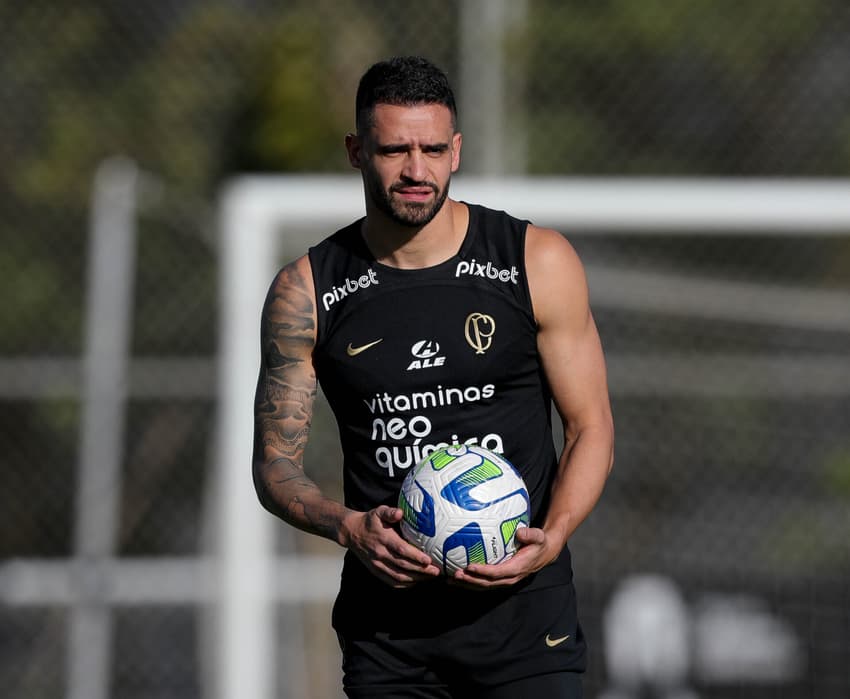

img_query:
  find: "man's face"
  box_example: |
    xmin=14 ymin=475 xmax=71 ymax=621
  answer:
xmin=347 ymin=103 xmax=462 ymax=228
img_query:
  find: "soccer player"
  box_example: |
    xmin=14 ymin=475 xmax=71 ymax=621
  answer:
xmin=253 ymin=55 xmax=614 ymax=698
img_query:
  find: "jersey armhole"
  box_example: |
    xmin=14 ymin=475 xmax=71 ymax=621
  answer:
xmin=306 ymin=247 xmax=326 ymax=351
xmin=518 ymin=222 xmax=539 ymax=327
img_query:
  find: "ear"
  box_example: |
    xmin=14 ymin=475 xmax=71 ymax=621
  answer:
xmin=345 ymin=133 xmax=363 ymax=169
xmin=451 ymin=131 xmax=462 ymax=173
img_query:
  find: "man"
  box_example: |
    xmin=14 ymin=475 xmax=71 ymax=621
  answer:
xmin=253 ymin=56 xmax=614 ymax=698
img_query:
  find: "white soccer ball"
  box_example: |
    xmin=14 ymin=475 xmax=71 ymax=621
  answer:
xmin=398 ymin=444 xmax=530 ymax=575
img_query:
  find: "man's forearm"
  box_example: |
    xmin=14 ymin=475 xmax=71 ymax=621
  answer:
xmin=543 ymin=423 xmax=614 ymax=549
xmin=254 ymin=456 xmax=352 ymax=546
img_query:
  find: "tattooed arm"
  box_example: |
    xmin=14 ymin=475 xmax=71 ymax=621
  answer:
xmin=252 ymin=255 xmax=440 ymax=587
xmin=252 ymin=255 xmax=338 ymax=539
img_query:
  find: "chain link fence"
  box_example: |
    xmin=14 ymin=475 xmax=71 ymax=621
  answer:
xmin=2 ymin=1 xmax=849 ymax=698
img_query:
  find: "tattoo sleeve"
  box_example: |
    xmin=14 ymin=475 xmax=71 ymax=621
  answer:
xmin=252 ymin=262 xmax=341 ymax=539
xmin=256 ymin=264 xmax=315 ymax=455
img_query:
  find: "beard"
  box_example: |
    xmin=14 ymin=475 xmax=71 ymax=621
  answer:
xmin=365 ymin=171 xmax=450 ymax=228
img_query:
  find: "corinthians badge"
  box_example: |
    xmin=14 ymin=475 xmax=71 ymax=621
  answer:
xmin=465 ymin=312 xmax=496 ymax=355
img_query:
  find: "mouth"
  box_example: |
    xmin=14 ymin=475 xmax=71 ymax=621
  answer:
xmin=392 ymin=184 xmax=436 ymax=202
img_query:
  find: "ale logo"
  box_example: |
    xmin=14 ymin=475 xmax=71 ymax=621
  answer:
xmin=407 ymin=340 xmax=445 ymax=371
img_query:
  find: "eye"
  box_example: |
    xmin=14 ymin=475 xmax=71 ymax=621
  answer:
xmin=423 ymin=145 xmax=449 ymax=157
xmin=377 ymin=145 xmax=407 ymax=157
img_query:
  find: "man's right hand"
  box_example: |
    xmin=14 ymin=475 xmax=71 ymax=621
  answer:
xmin=341 ymin=506 xmax=442 ymax=588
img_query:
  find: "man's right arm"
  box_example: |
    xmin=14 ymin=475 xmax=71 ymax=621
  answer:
xmin=252 ymin=255 xmax=440 ymax=586
xmin=251 ymin=255 xmax=345 ymax=540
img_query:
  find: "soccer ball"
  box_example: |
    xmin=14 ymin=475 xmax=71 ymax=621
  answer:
xmin=398 ymin=444 xmax=530 ymax=575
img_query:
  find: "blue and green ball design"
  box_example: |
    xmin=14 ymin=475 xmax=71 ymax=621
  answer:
xmin=398 ymin=444 xmax=531 ymax=574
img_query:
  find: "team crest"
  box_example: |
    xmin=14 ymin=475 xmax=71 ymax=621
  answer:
xmin=465 ymin=313 xmax=496 ymax=355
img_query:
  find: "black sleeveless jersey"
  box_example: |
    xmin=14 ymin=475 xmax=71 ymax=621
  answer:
xmin=309 ymin=203 xmax=574 ymax=612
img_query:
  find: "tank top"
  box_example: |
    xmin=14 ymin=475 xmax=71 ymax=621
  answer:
xmin=308 ymin=202 xmax=573 ymax=615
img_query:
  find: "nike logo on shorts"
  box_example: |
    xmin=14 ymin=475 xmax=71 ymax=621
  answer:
xmin=545 ymin=634 xmax=570 ymax=648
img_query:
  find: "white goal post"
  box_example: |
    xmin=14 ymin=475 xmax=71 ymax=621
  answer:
xmin=213 ymin=175 xmax=850 ymax=699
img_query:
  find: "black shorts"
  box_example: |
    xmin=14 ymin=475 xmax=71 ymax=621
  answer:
xmin=335 ymin=582 xmax=586 ymax=698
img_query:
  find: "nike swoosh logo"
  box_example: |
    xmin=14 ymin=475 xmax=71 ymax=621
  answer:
xmin=346 ymin=339 xmax=383 ymax=356
xmin=545 ymin=634 xmax=570 ymax=648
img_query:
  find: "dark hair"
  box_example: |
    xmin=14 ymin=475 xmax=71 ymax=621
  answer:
xmin=355 ymin=56 xmax=457 ymax=133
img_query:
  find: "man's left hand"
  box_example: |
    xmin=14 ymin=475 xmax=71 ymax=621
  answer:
xmin=449 ymin=526 xmax=556 ymax=589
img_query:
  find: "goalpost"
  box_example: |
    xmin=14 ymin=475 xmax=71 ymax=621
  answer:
xmin=213 ymin=175 xmax=850 ymax=699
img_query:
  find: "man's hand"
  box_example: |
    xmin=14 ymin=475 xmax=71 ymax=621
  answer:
xmin=450 ymin=525 xmax=555 ymax=589
xmin=342 ymin=505 xmax=442 ymax=588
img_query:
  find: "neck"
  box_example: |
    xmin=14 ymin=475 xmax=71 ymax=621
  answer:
xmin=362 ymin=199 xmax=468 ymax=269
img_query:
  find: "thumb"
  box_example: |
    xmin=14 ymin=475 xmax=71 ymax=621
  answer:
xmin=376 ymin=505 xmax=403 ymax=524
xmin=515 ymin=525 xmax=545 ymax=546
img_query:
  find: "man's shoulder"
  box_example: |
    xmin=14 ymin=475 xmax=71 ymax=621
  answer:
xmin=525 ymin=224 xmax=576 ymax=260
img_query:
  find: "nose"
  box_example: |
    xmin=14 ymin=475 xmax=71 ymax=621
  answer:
xmin=402 ymin=150 xmax=427 ymax=182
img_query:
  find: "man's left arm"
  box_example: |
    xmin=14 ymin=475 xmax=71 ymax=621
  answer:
xmin=454 ymin=225 xmax=614 ymax=587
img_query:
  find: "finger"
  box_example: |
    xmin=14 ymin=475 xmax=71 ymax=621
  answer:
xmin=376 ymin=523 xmax=440 ymax=569
xmin=450 ymin=569 xmax=520 ymax=589
xmin=375 ymin=569 xmax=418 ymax=589
xmin=463 ymin=547 xmax=536 ymax=580
xmin=387 ymin=538 xmax=438 ymax=568
xmin=460 ymin=563 xmax=511 ymax=581
xmin=370 ymin=534 xmax=440 ymax=574
xmin=384 ymin=554 xmax=437 ymax=575
xmin=391 ymin=550 xmax=441 ymax=576
xmin=377 ymin=558 xmax=439 ymax=585
xmin=514 ymin=526 xmax=545 ymax=546
xmin=358 ymin=552 xmax=421 ymax=588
